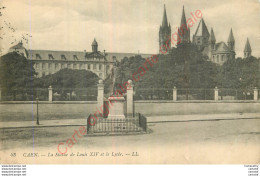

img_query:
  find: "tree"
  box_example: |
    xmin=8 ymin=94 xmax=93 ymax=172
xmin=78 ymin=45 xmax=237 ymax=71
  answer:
xmin=0 ymin=52 xmax=36 ymax=99
xmin=37 ymin=69 xmax=100 ymax=100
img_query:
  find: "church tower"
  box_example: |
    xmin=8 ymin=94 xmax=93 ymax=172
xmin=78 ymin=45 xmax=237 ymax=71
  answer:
xmin=177 ymin=6 xmax=190 ymax=46
xmin=193 ymin=18 xmax=210 ymax=50
xmin=227 ymin=28 xmax=235 ymax=51
xmin=159 ymin=4 xmax=171 ymax=53
xmin=244 ymin=38 xmax=252 ymax=58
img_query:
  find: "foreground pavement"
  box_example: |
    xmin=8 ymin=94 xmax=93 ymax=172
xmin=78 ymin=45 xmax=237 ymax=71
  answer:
xmin=0 ymin=118 xmax=259 ymax=164
xmin=0 ymin=113 xmax=259 ymax=129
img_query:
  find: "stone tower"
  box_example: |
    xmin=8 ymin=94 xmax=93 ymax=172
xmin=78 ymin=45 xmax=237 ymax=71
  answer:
xmin=244 ymin=38 xmax=252 ymax=58
xmin=177 ymin=6 xmax=190 ymax=46
xmin=193 ymin=18 xmax=210 ymax=50
xmin=208 ymin=28 xmax=216 ymax=59
xmin=159 ymin=4 xmax=171 ymax=53
xmin=227 ymin=28 xmax=235 ymax=51
xmin=92 ymin=38 xmax=98 ymax=52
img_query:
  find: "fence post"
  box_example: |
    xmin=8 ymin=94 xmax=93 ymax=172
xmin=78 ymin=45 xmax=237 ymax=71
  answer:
xmin=254 ymin=87 xmax=258 ymax=101
xmin=97 ymin=80 xmax=104 ymax=108
xmin=127 ymin=80 xmax=134 ymax=117
xmin=48 ymin=86 xmax=53 ymax=102
xmin=214 ymin=87 xmax=219 ymax=101
xmin=173 ymin=86 xmax=177 ymax=101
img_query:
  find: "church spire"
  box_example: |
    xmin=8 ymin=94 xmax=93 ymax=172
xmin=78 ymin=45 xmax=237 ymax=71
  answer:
xmin=208 ymin=28 xmax=216 ymax=50
xmin=159 ymin=4 xmax=171 ymax=54
xmin=180 ymin=6 xmax=187 ymax=27
xmin=209 ymin=28 xmax=216 ymax=43
xmin=227 ymin=28 xmax=235 ymax=43
xmin=244 ymin=38 xmax=252 ymax=58
xmin=162 ymin=4 xmax=168 ymax=28
xmin=178 ymin=5 xmax=190 ymax=46
xmin=227 ymin=28 xmax=235 ymax=51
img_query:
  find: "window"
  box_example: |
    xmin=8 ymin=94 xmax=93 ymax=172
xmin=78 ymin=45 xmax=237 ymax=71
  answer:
xmin=99 ymin=64 xmax=102 ymax=70
xmin=93 ymin=64 xmax=96 ymax=70
xmin=55 ymin=63 xmax=58 ymax=69
xmin=221 ymin=55 xmax=224 ymax=61
xmin=88 ymin=64 xmax=91 ymax=70
xmin=73 ymin=55 xmax=78 ymax=60
xmin=35 ymin=63 xmax=39 ymax=69
xmin=61 ymin=64 xmax=65 ymax=69
xmin=68 ymin=64 xmax=71 ymax=69
xmin=42 ymin=63 xmax=46 ymax=69
xmin=217 ymin=55 xmax=219 ymax=62
xmin=73 ymin=64 xmax=77 ymax=69
xmin=48 ymin=54 xmax=54 ymax=60
xmin=36 ymin=54 xmax=41 ymax=60
xmin=80 ymin=64 xmax=84 ymax=69
xmin=61 ymin=55 xmax=66 ymax=60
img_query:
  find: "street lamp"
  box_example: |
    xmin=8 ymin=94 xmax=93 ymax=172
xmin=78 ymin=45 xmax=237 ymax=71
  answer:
xmin=36 ymin=97 xmax=39 ymax=125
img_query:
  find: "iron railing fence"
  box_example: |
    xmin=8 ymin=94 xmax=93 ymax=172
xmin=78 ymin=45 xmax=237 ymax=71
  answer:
xmin=218 ymin=88 xmax=254 ymax=100
xmin=177 ymin=88 xmax=214 ymax=100
xmin=134 ymin=88 xmax=173 ymax=100
xmin=87 ymin=114 xmax=147 ymax=134
xmin=1 ymin=87 xmax=97 ymax=101
xmin=52 ymin=87 xmax=97 ymax=101
xmin=1 ymin=88 xmax=48 ymax=101
xmin=0 ymin=87 xmax=258 ymax=101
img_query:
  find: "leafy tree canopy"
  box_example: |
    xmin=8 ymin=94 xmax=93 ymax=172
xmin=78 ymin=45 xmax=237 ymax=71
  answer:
xmin=0 ymin=52 xmax=36 ymax=91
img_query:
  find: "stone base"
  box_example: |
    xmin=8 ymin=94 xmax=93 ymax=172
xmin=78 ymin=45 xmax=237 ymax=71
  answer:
xmin=107 ymin=114 xmax=125 ymax=119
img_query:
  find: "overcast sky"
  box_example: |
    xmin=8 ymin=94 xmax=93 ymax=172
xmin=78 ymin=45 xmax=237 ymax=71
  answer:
xmin=0 ymin=0 xmax=259 ymax=57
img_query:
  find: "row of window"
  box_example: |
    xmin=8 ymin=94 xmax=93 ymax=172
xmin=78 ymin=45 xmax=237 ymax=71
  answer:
xmin=212 ymin=54 xmax=230 ymax=62
xmin=39 ymin=71 xmax=103 ymax=78
xmin=35 ymin=54 xmax=103 ymax=61
xmin=35 ymin=63 xmax=104 ymax=70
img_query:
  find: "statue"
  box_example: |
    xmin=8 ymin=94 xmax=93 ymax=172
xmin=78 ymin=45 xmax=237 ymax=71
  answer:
xmin=108 ymin=61 xmax=120 ymax=96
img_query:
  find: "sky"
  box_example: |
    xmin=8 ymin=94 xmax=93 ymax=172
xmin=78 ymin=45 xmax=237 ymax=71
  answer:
xmin=0 ymin=0 xmax=259 ymax=57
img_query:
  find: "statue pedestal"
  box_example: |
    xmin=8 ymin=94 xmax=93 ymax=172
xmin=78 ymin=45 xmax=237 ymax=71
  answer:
xmin=107 ymin=96 xmax=125 ymax=119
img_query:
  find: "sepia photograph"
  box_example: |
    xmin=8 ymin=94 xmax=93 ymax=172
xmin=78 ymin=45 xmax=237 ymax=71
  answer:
xmin=0 ymin=0 xmax=259 ymax=166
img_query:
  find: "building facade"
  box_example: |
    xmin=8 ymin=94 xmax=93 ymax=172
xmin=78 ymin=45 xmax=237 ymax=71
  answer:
xmin=8 ymin=39 xmax=152 ymax=79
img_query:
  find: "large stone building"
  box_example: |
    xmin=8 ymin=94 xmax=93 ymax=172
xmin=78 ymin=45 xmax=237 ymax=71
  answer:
xmin=198 ymin=25 xmax=236 ymax=65
xmin=8 ymin=39 xmax=152 ymax=79
xmin=159 ymin=5 xmax=253 ymax=65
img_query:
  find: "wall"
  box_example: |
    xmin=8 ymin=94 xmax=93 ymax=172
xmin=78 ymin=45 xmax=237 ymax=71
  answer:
xmin=0 ymin=100 xmax=259 ymax=122
xmin=134 ymin=100 xmax=260 ymax=116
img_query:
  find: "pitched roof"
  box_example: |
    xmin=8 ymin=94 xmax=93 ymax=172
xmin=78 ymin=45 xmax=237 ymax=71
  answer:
xmin=227 ymin=28 xmax=235 ymax=43
xmin=215 ymin=42 xmax=231 ymax=52
xmin=244 ymin=38 xmax=252 ymax=52
xmin=27 ymin=49 xmax=152 ymax=62
xmin=10 ymin=41 xmax=26 ymax=50
xmin=194 ymin=18 xmax=209 ymax=37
